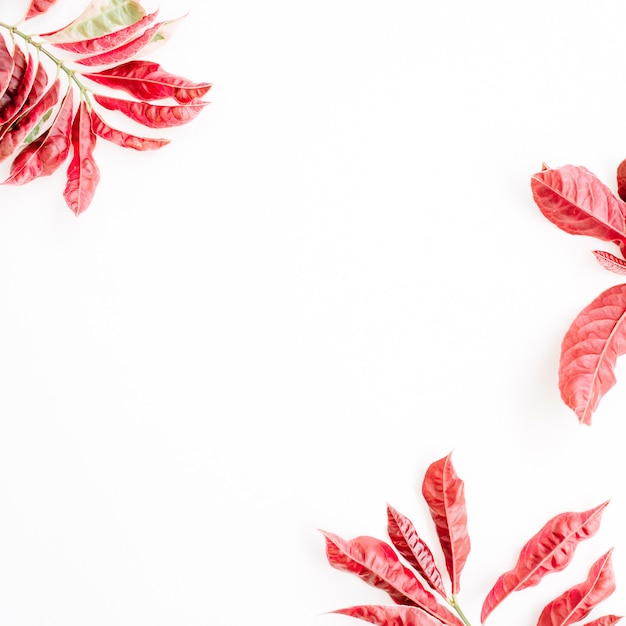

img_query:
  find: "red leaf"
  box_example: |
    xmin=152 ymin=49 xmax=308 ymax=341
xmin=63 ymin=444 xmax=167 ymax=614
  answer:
xmin=321 ymin=531 xmax=463 ymax=626
xmin=421 ymin=453 xmax=470 ymax=596
xmin=93 ymin=94 xmax=208 ymax=128
xmin=0 ymin=36 xmax=15 ymax=100
xmin=0 ymin=46 xmax=28 ymax=124
xmin=531 ymin=165 xmax=626 ymax=257
xmin=387 ymin=504 xmax=447 ymax=599
xmin=332 ymin=605 xmax=444 ymax=626
xmin=85 ymin=60 xmax=212 ymax=104
xmin=480 ymin=501 xmax=608 ymax=622
xmin=4 ymin=87 xmax=73 ymax=185
xmin=592 ymin=251 xmax=626 ymax=275
xmin=0 ymin=77 xmax=60 ymax=163
xmin=90 ymin=109 xmax=169 ymax=150
xmin=559 ymin=283 xmax=626 ymax=425
xmin=583 ymin=617 xmax=622 ymax=626
xmin=617 ymin=159 xmax=626 ymax=202
xmin=50 ymin=11 xmax=158 ymax=55
xmin=24 ymin=0 xmax=58 ymax=20
xmin=537 ymin=550 xmax=615 ymax=626
xmin=63 ymin=101 xmax=100 ymax=215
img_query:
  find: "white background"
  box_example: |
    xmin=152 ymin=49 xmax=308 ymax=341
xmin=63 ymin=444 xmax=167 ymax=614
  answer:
xmin=0 ymin=0 xmax=625 ymax=625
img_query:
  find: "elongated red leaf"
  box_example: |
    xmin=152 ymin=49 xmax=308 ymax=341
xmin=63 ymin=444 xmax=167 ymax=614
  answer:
xmin=421 ymin=453 xmax=470 ymax=596
xmin=333 ymin=605 xmax=444 ymax=626
xmin=531 ymin=165 xmax=626 ymax=257
xmin=85 ymin=60 xmax=212 ymax=104
xmin=4 ymin=88 xmax=73 ymax=185
xmin=583 ymin=617 xmax=622 ymax=626
xmin=617 ymin=159 xmax=626 ymax=203
xmin=0 ymin=36 xmax=15 ymax=100
xmin=93 ymin=93 xmax=208 ymax=128
xmin=559 ymin=283 xmax=626 ymax=425
xmin=50 ymin=11 xmax=158 ymax=54
xmin=0 ymin=46 xmax=28 ymax=124
xmin=593 ymin=251 xmax=626 ymax=275
xmin=321 ymin=531 xmax=463 ymax=626
xmin=90 ymin=109 xmax=168 ymax=150
xmin=63 ymin=101 xmax=100 ymax=215
xmin=387 ymin=504 xmax=447 ymax=599
xmin=24 ymin=0 xmax=59 ymax=20
xmin=537 ymin=550 xmax=615 ymax=626
xmin=480 ymin=501 xmax=608 ymax=623
xmin=0 ymin=77 xmax=60 ymax=163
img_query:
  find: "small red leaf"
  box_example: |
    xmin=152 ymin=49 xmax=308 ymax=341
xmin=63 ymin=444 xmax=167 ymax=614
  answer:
xmin=0 ymin=36 xmax=15 ymax=100
xmin=333 ymin=605 xmax=444 ymax=626
xmin=0 ymin=46 xmax=28 ymax=125
xmin=421 ymin=453 xmax=470 ymax=596
xmin=480 ymin=501 xmax=608 ymax=622
xmin=321 ymin=531 xmax=463 ymax=626
xmin=592 ymin=251 xmax=626 ymax=275
xmin=93 ymin=94 xmax=208 ymax=128
xmin=387 ymin=504 xmax=447 ymax=599
xmin=617 ymin=159 xmax=626 ymax=202
xmin=24 ymin=0 xmax=59 ymax=20
xmin=85 ymin=60 xmax=212 ymax=104
xmin=583 ymin=617 xmax=622 ymax=626
xmin=63 ymin=101 xmax=100 ymax=215
xmin=90 ymin=109 xmax=169 ymax=150
xmin=531 ymin=165 xmax=626 ymax=256
xmin=537 ymin=550 xmax=615 ymax=626
xmin=559 ymin=283 xmax=626 ymax=425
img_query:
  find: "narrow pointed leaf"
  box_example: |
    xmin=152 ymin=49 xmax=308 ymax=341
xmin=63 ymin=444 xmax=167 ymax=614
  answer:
xmin=321 ymin=531 xmax=463 ymax=626
xmin=85 ymin=60 xmax=212 ymax=103
xmin=559 ymin=283 xmax=626 ymax=425
xmin=421 ymin=453 xmax=470 ymax=595
xmin=93 ymin=93 xmax=208 ymax=128
xmin=50 ymin=11 xmax=157 ymax=54
xmin=0 ymin=36 xmax=15 ymax=100
xmin=24 ymin=0 xmax=59 ymax=20
xmin=387 ymin=504 xmax=447 ymax=598
xmin=333 ymin=605 xmax=444 ymax=626
xmin=480 ymin=501 xmax=608 ymax=623
xmin=4 ymin=87 xmax=73 ymax=185
xmin=592 ymin=251 xmax=626 ymax=275
xmin=537 ymin=550 xmax=615 ymax=626
xmin=531 ymin=165 xmax=626 ymax=256
xmin=63 ymin=101 xmax=100 ymax=215
xmin=41 ymin=0 xmax=146 ymax=42
xmin=583 ymin=617 xmax=622 ymax=626
xmin=90 ymin=108 xmax=169 ymax=150
xmin=0 ymin=46 xmax=28 ymax=124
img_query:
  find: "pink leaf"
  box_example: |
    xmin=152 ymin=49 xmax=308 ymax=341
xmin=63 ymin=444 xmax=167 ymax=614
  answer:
xmin=24 ymin=0 xmax=59 ymax=20
xmin=583 ymin=617 xmax=622 ymax=626
xmin=89 ymin=108 xmax=169 ymax=150
xmin=537 ymin=550 xmax=616 ymax=626
xmin=0 ymin=36 xmax=15 ymax=100
xmin=592 ymin=251 xmax=626 ymax=275
xmin=531 ymin=165 xmax=626 ymax=257
xmin=321 ymin=531 xmax=463 ymax=626
xmin=93 ymin=93 xmax=209 ymax=128
xmin=421 ymin=453 xmax=470 ymax=596
xmin=559 ymin=283 xmax=626 ymax=425
xmin=480 ymin=501 xmax=608 ymax=622
xmin=333 ymin=605 xmax=445 ymax=626
xmin=387 ymin=504 xmax=447 ymax=599
xmin=84 ymin=60 xmax=212 ymax=104
xmin=63 ymin=101 xmax=100 ymax=215
xmin=0 ymin=46 xmax=28 ymax=124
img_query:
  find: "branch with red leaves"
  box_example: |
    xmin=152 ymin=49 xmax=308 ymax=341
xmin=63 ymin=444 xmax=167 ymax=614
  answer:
xmin=0 ymin=0 xmax=211 ymax=215
xmin=321 ymin=453 xmax=621 ymax=626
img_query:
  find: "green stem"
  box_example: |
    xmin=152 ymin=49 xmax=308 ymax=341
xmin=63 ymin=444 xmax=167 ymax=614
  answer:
xmin=448 ymin=596 xmax=473 ymax=626
xmin=0 ymin=21 xmax=92 ymax=104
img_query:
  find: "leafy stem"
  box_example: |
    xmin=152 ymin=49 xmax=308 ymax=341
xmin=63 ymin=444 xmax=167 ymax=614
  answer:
xmin=448 ymin=596 xmax=473 ymax=626
xmin=0 ymin=21 xmax=92 ymax=104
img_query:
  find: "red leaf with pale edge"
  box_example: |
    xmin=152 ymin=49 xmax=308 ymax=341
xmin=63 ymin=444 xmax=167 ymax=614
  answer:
xmin=63 ymin=101 xmax=100 ymax=215
xmin=387 ymin=504 xmax=447 ymax=599
xmin=421 ymin=453 xmax=470 ymax=596
xmin=0 ymin=77 xmax=60 ymax=163
xmin=531 ymin=165 xmax=626 ymax=257
xmin=537 ymin=550 xmax=615 ymax=626
xmin=321 ymin=531 xmax=463 ymax=626
xmin=559 ymin=283 xmax=626 ymax=425
xmin=50 ymin=11 xmax=158 ymax=55
xmin=85 ymin=60 xmax=212 ymax=104
xmin=93 ymin=94 xmax=208 ymax=128
xmin=0 ymin=36 xmax=15 ymax=99
xmin=90 ymin=109 xmax=169 ymax=150
xmin=593 ymin=251 xmax=626 ymax=275
xmin=332 ymin=605 xmax=444 ymax=626
xmin=480 ymin=501 xmax=608 ymax=623
xmin=0 ymin=46 xmax=28 ymax=124
xmin=583 ymin=617 xmax=622 ymax=626
xmin=4 ymin=88 xmax=73 ymax=185
xmin=617 ymin=159 xmax=626 ymax=203
xmin=24 ymin=0 xmax=58 ymax=20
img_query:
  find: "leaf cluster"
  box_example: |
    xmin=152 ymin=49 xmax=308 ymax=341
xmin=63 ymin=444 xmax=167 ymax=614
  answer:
xmin=0 ymin=0 xmax=211 ymax=214
xmin=322 ymin=453 xmax=620 ymax=626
